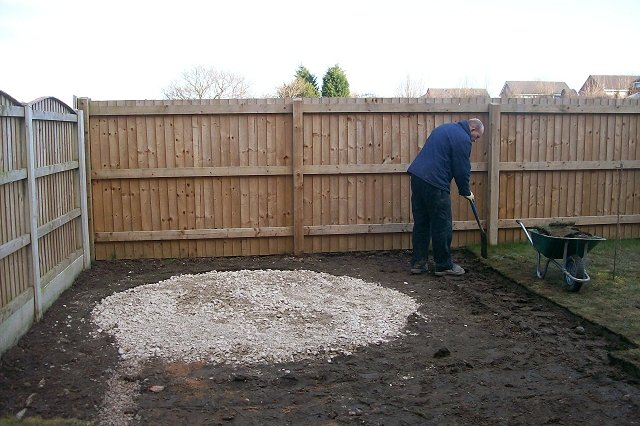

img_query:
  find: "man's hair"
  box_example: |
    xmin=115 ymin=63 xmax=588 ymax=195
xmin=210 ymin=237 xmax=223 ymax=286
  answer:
xmin=468 ymin=118 xmax=484 ymax=133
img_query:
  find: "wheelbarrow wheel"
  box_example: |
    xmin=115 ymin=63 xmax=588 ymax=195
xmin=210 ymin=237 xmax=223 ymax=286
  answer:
xmin=564 ymin=254 xmax=585 ymax=292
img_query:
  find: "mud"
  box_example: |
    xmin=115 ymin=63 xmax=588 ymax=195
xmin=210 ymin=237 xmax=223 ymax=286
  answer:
xmin=1 ymin=250 xmax=639 ymax=425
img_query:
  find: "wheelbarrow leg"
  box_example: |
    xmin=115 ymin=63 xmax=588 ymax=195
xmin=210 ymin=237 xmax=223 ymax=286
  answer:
xmin=536 ymin=252 xmax=552 ymax=279
xmin=562 ymin=240 xmax=590 ymax=292
xmin=564 ymin=255 xmax=586 ymax=292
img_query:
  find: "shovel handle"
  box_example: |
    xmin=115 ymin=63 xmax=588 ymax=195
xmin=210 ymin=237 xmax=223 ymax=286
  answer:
xmin=469 ymin=199 xmax=485 ymax=235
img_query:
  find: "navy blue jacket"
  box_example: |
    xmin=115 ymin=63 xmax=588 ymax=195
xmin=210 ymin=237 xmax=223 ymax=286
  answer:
xmin=407 ymin=121 xmax=472 ymax=196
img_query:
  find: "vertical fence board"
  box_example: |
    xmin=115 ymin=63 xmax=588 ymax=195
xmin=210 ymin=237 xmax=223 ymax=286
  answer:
xmin=630 ymin=115 xmax=639 ymax=238
xmin=337 ymin=114 xmax=347 ymax=251
xmin=276 ymin=114 xmax=288 ymax=254
xmin=147 ymin=114 xmax=162 ymax=258
xmin=202 ymin=115 xmax=214 ymax=255
xmin=151 ymin=115 xmax=167 ymax=258
xmin=237 ymin=113 xmax=248 ymax=255
xmin=347 ymin=113 xmax=357 ymax=251
xmin=110 ymin=117 xmax=124 ymax=258
xmin=390 ymin=113 xmax=401 ymax=249
xmin=130 ymin=116 xmax=144 ymax=258
xmin=530 ymin=113 xmax=541 ymax=220
xmin=560 ymin=109 xmax=570 ymax=219
xmin=506 ymin=106 xmax=517 ymax=243
xmin=629 ymin=116 xmax=640 ymax=238
xmin=551 ymin=111 xmax=561 ymax=219
xmin=364 ymin=113 xmax=375 ymax=251
xmin=122 ymin=116 xmax=134 ymax=259
xmin=354 ymin=113 xmax=365 ymax=252
xmin=228 ymin=111 xmax=240 ymax=255
xmin=373 ymin=113 xmax=385 ymax=250
xmin=574 ymin=113 xmax=584 ymax=217
xmin=303 ymin=111 xmax=314 ymax=252
xmin=113 ymin=112 xmax=127 ymax=257
xmin=185 ymin=115 xmax=197 ymax=257
xmin=582 ymin=105 xmax=593 ymax=219
xmin=515 ymin=109 xmax=524 ymax=238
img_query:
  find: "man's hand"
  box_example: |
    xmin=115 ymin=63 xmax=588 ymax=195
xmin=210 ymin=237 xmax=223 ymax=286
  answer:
xmin=464 ymin=192 xmax=475 ymax=203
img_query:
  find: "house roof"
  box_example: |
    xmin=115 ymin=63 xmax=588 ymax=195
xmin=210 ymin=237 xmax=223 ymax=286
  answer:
xmin=580 ymin=75 xmax=640 ymax=92
xmin=500 ymin=81 xmax=571 ymax=96
xmin=424 ymin=88 xmax=489 ymax=98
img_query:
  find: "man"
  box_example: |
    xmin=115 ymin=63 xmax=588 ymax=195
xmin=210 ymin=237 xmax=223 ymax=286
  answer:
xmin=407 ymin=118 xmax=484 ymax=276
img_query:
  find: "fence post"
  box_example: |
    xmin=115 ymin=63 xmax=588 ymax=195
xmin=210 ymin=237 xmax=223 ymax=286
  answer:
xmin=75 ymin=98 xmax=94 ymax=262
xmin=292 ymin=99 xmax=305 ymax=254
xmin=76 ymin=110 xmax=91 ymax=268
xmin=488 ymin=103 xmax=501 ymax=246
xmin=24 ymin=105 xmax=42 ymax=320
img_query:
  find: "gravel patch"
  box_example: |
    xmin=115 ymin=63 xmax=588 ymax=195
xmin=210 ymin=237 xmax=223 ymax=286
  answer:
xmin=91 ymin=269 xmax=420 ymax=367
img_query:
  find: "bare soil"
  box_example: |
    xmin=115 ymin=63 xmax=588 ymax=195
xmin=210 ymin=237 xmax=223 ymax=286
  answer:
xmin=1 ymin=250 xmax=639 ymax=425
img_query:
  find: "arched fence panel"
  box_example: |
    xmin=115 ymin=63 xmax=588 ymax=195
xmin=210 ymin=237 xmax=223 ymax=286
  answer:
xmin=0 ymin=91 xmax=90 ymax=357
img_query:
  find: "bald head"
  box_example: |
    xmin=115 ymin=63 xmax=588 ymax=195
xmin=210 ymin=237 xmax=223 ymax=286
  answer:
xmin=468 ymin=118 xmax=484 ymax=142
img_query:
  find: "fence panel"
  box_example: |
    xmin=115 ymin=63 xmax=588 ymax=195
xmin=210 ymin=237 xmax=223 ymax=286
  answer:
xmin=0 ymin=91 xmax=89 ymax=357
xmin=88 ymin=99 xmax=294 ymax=258
xmin=497 ymin=97 xmax=640 ymax=240
xmin=81 ymin=97 xmax=640 ymax=260
xmin=0 ymin=92 xmax=30 ymax=314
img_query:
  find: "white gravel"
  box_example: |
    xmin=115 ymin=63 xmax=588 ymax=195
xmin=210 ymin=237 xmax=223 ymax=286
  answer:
xmin=91 ymin=269 xmax=420 ymax=367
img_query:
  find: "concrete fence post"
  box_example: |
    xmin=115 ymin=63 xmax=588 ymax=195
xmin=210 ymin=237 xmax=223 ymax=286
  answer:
xmin=23 ymin=105 xmax=42 ymax=320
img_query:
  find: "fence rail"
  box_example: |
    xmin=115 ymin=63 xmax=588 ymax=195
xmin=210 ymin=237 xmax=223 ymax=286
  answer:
xmin=76 ymin=96 xmax=639 ymax=260
xmin=1 ymin=91 xmax=90 ymax=356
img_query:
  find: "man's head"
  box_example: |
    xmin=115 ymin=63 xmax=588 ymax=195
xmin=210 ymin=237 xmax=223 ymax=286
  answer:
xmin=468 ymin=118 xmax=484 ymax=142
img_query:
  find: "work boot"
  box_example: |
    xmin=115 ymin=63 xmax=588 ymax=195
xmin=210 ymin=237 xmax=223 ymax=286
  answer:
xmin=434 ymin=263 xmax=465 ymax=276
xmin=410 ymin=260 xmax=429 ymax=274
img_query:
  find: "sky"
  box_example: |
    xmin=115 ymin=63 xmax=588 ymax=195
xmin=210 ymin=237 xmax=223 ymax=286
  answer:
xmin=1 ymin=0 xmax=639 ymax=107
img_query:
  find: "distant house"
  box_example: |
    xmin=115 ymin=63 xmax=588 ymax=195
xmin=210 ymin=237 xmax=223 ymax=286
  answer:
xmin=579 ymin=75 xmax=640 ymax=97
xmin=423 ymin=88 xmax=490 ymax=98
xmin=499 ymin=81 xmax=574 ymax=98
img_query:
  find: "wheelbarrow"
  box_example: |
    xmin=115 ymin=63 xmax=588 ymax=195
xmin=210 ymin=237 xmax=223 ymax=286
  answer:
xmin=516 ymin=220 xmax=606 ymax=292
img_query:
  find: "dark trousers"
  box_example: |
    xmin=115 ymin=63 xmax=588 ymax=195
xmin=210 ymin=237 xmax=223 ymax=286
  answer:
xmin=410 ymin=175 xmax=453 ymax=271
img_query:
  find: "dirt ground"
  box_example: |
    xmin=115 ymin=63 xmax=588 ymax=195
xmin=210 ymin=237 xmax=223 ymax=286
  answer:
xmin=1 ymin=250 xmax=639 ymax=425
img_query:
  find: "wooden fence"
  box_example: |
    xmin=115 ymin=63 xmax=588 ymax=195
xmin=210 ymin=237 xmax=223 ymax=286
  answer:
xmin=0 ymin=91 xmax=90 ymax=356
xmin=77 ymin=97 xmax=639 ymax=260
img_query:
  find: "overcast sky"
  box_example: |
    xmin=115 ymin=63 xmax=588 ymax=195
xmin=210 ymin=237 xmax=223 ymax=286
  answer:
xmin=1 ymin=0 xmax=638 ymax=107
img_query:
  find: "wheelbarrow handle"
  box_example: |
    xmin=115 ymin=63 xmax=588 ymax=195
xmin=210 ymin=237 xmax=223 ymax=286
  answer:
xmin=516 ymin=219 xmax=534 ymax=247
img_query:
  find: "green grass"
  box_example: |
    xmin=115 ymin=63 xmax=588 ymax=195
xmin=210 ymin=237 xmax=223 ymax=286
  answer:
xmin=469 ymin=238 xmax=640 ymax=351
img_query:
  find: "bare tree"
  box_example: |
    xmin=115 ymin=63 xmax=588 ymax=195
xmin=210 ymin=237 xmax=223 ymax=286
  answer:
xmin=395 ymin=75 xmax=425 ymax=97
xmin=534 ymin=81 xmax=563 ymax=97
xmin=425 ymin=86 xmax=489 ymax=98
xmin=350 ymin=92 xmax=378 ymax=98
xmin=276 ymin=78 xmax=316 ymax=98
xmin=450 ymin=88 xmax=488 ymax=97
xmin=580 ymin=80 xmax=605 ymax=97
xmin=163 ymin=65 xmax=250 ymax=100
